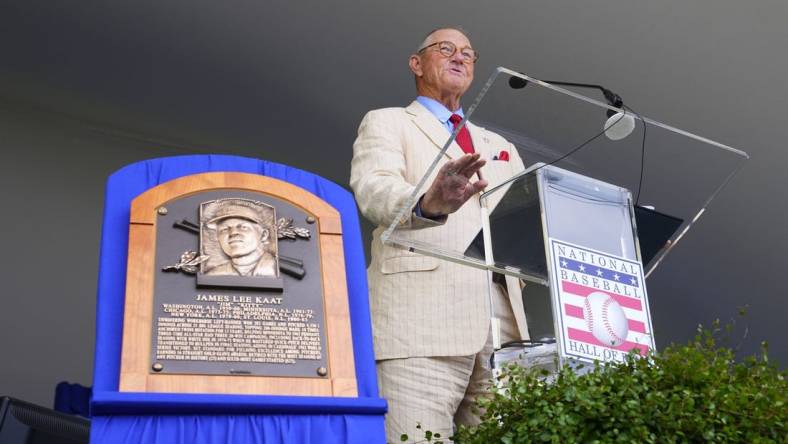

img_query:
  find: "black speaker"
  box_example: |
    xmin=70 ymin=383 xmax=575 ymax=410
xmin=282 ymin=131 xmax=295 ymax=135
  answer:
xmin=0 ymin=397 xmax=89 ymax=444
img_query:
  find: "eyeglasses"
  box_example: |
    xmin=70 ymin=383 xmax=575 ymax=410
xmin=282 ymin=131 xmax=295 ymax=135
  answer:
xmin=418 ymin=41 xmax=479 ymax=63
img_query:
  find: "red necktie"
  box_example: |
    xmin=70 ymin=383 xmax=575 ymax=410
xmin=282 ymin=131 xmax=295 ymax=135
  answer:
xmin=449 ymin=114 xmax=475 ymax=154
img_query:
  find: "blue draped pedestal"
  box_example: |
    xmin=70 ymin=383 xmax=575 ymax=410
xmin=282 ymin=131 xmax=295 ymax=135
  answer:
xmin=91 ymin=155 xmax=386 ymax=443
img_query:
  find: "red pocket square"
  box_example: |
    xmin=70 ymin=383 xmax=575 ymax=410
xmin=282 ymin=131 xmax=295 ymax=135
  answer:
xmin=495 ymin=150 xmax=510 ymax=161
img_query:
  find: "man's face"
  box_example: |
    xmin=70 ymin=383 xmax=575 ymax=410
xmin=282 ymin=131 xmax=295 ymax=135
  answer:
xmin=411 ymin=29 xmax=475 ymax=100
xmin=216 ymin=217 xmax=267 ymax=258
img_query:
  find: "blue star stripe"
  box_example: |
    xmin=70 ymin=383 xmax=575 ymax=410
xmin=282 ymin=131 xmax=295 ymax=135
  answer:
xmin=558 ymin=256 xmax=639 ymax=288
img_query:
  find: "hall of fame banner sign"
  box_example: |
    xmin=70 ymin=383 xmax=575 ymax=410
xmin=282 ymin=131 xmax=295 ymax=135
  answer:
xmin=549 ymin=239 xmax=656 ymax=364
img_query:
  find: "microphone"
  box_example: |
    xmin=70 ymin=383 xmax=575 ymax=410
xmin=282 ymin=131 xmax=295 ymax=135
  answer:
xmin=508 ymin=76 xmax=528 ymax=89
xmin=604 ymin=112 xmax=636 ymax=141
xmin=508 ymin=74 xmax=635 ymax=140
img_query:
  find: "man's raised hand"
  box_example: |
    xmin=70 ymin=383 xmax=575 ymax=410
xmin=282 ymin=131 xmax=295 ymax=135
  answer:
xmin=419 ymin=153 xmax=488 ymax=218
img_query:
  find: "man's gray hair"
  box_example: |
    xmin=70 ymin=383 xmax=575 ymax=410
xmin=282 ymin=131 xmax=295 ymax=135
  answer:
xmin=415 ymin=26 xmax=471 ymax=52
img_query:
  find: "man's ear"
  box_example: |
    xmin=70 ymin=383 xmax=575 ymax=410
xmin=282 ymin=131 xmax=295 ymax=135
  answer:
xmin=409 ymin=54 xmax=423 ymax=77
xmin=260 ymin=228 xmax=270 ymax=243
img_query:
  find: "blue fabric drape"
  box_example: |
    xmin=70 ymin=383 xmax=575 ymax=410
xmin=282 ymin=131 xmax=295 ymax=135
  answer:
xmin=91 ymin=155 xmax=385 ymax=443
xmin=91 ymin=414 xmax=383 ymax=444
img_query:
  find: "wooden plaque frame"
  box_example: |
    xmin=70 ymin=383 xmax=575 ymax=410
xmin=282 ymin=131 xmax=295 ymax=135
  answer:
xmin=118 ymin=172 xmax=357 ymax=397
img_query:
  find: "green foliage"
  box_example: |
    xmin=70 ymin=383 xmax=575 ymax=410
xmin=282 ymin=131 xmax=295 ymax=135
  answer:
xmin=400 ymin=423 xmax=444 ymax=444
xmin=454 ymin=322 xmax=786 ymax=443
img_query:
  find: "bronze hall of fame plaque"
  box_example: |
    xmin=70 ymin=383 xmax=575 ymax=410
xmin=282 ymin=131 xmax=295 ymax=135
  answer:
xmin=119 ymin=173 xmax=357 ymax=397
xmin=154 ymin=193 xmax=326 ymax=378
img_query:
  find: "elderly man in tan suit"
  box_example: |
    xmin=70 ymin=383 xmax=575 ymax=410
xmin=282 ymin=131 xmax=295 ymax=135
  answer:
xmin=350 ymin=28 xmax=529 ymax=442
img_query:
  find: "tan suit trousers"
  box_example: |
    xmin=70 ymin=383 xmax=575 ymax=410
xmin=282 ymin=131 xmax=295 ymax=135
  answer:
xmin=376 ymin=283 xmax=519 ymax=443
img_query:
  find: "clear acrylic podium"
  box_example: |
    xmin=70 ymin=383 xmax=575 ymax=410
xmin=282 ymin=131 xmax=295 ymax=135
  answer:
xmin=381 ymin=67 xmax=748 ymax=370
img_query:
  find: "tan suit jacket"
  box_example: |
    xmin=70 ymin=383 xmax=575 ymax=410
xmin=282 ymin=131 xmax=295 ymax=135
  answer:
xmin=350 ymin=100 xmax=529 ymax=360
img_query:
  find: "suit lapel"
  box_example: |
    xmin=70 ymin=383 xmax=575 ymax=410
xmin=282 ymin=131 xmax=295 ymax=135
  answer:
xmin=406 ymin=101 xmax=466 ymax=160
xmin=467 ymin=121 xmax=512 ymax=213
xmin=465 ymin=121 xmax=489 ymax=157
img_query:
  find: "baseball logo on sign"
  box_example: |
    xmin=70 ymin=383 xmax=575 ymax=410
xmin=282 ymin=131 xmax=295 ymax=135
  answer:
xmin=583 ymin=292 xmax=629 ymax=347
xmin=550 ymin=239 xmax=655 ymax=364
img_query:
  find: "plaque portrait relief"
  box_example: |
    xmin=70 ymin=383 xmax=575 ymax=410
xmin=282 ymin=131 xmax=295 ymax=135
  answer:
xmin=200 ymin=198 xmax=279 ymax=278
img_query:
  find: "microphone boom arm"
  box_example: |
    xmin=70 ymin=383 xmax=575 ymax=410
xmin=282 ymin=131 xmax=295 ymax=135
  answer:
xmin=509 ymin=75 xmax=624 ymax=115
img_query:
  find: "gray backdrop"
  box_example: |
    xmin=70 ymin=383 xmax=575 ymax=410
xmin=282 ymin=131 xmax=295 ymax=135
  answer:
xmin=0 ymin=0 xmax=785 ymax=407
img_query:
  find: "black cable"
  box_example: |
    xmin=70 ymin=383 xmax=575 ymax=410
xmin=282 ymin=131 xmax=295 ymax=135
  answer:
xmin=624 ymin=104 xmax=647 ymax=206
xmin=520 ymin=103 xmax=648 ymax=208
xmin=526 ymin=108 xmax=627 ymax=177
